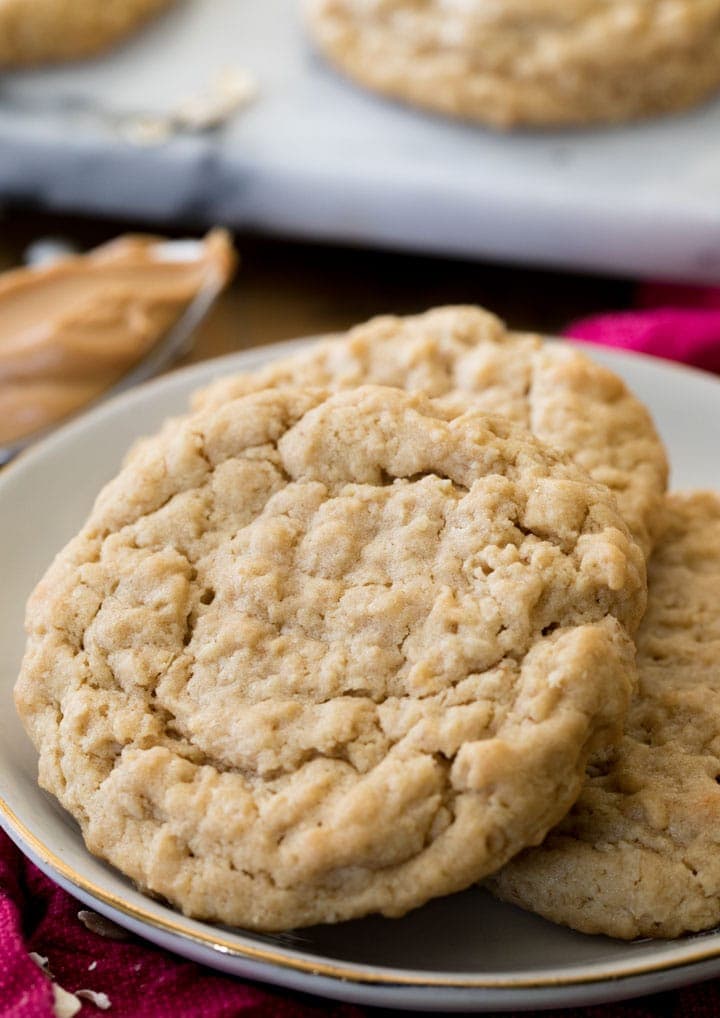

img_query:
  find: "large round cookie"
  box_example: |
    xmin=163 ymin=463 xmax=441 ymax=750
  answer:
xmin=192 ymin=306 xmax=668 ymax=558
xmin=491 ymin=492 xmax=720 ymax=940
xmin=304 ymin=0 xmax=720 ymax=127
xmin=0 ymin=0 xmax=176 ymax=66
xmin=15 ymin=385 xmax=645 ymax=931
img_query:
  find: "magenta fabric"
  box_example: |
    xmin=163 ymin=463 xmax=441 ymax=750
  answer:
xmin=565 ymin=283 xmax=720 ymax=373
xmin=5 ymin=285 xmax=720 ymax=1017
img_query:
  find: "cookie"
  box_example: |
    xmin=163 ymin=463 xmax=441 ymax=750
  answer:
xmin=491 ymin=492 xmax=720 ymax=940
xmin=192 ymin=306 xmax=668 ymax=558
xmin=15 ymin=385 xmax=644 ymax=931
xmin=304 ymin=0 xmax=720 ymax=127
xmin=0 ymin=0 xmax=176 ymax=66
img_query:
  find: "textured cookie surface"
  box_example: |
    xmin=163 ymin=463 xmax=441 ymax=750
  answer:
xmin=0 ymin=0 xmax=176 ymax=66
xmin=15 ymin=385 xmax=644 ymax=931
xmin=491 ymin=492 xmax=720 ymax=940
xmin=304 ymin=0 xmax=720 ymax=127
xmin=193 ymin=306 xmax=667 ymax=557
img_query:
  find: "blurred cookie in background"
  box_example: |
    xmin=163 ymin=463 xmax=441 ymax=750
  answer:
xmin=304 ymin=0 xmax=720 ymax=127
xmin=0 ymin=0 xmax=179 ymax=67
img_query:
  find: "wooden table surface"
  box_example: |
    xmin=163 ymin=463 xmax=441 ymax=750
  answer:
xmin=0 ymin=208 xmax=635 ymax=371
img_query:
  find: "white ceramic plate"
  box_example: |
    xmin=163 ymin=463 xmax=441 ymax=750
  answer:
xmin=1 ymin=0 xmax=720 ymax=282
xmin=2 ymin=338 xmax=720 ymax=1013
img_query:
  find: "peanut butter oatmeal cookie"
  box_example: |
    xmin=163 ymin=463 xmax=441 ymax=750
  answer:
xmin=15 ymin=385 xmax=644 ymax=930
xmin=192 ymin=307 xmax=668 ymax=558
xmin=491 ymin=492 xmax=720 ymax=939
xmin=304 ymin=0 xmax=720 ymax=127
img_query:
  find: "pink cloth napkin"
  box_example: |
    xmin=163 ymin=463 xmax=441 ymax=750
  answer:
xmin=565 ymin=282 xmax=720 ymax=371
xmin=5 ymin=282 xmax=720 ymax=1018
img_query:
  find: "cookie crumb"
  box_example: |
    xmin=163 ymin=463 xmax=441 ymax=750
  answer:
xmin=78 ymin=910 xmax=130 ymax=941
xmin=77 ymin=989 xmax=111 ymax=1010
xmin=175 ymin=68 xmax=257 ymax=131
xmin=30 ymin=954 xmax=78 ymax=1017
xmin=121 ymin=66 xmax=257 ymax=145
xmin=120 ymin=116 xmax=173 ymax=146
xmin=29 ymin=951 xmax=52 ymax=975
xmin=51 ymin=984 xmax=81 ymax=1018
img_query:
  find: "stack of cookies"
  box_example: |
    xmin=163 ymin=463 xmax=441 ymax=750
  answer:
xmin=14 ymin=306 xmax=720 ymax=941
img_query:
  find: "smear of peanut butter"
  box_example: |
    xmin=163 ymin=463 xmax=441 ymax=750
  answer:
xmin=0 ymin=228 xmax=236 ymax=445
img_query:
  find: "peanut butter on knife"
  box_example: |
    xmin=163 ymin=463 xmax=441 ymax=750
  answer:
xmin=0 ymin=229 xmax=236 ymax=445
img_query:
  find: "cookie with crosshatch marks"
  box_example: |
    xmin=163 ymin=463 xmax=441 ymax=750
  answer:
xmin=16 ymin=385 xmax=645 ymax=930
xmin=192 ymin=306 xmax=668 ymax=559
xmin=491 ymin=492 xmax=720 ymax=940
xmin=303 ymin=0 xmax=720 ymax=127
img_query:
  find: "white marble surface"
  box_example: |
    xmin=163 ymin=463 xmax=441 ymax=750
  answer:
xmin=1 ymin=0 xmax=720 ymax=281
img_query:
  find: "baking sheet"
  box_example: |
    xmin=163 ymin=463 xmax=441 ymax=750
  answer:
xmin=1 ymin=0 xmax=720 ymax=281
